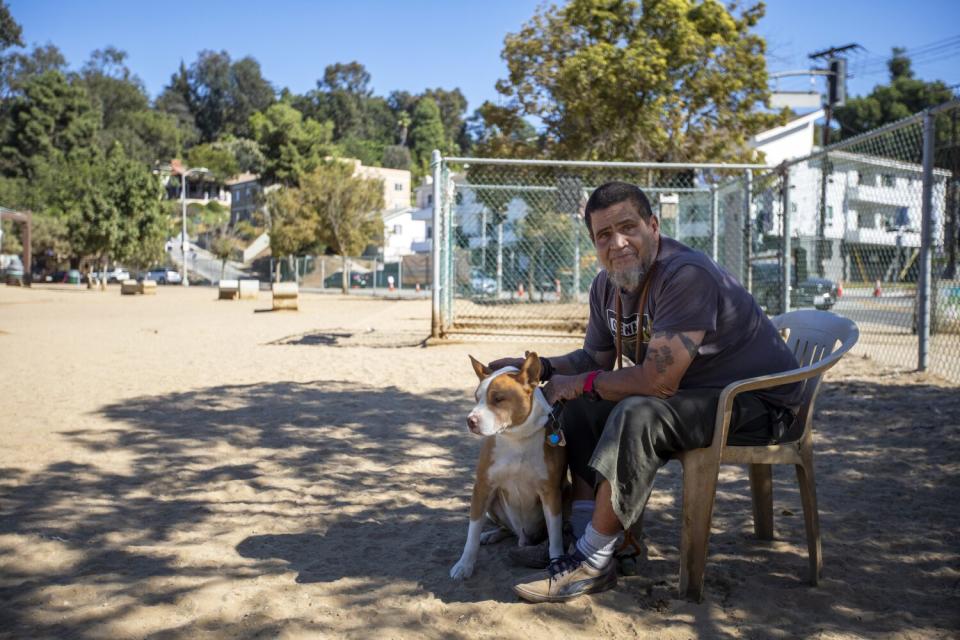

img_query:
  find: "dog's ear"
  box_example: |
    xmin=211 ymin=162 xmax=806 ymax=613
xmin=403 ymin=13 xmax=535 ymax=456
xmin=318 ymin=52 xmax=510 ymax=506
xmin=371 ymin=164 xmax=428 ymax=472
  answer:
xmin=517 ymin=351 xmax=541 ymax=387
xmin=469 ymin=355 xmax=492 ymax=380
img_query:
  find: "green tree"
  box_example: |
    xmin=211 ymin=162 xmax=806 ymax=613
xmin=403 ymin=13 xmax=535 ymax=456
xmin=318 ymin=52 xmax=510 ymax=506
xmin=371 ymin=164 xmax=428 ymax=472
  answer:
xmin=185 ymin=50 xmax=275 ymax=142
xmin=250 ymin=102 xmax=335 ymax=186
xmin=155 ymin=61 xmax=199 ymax=148
xmin=409 ymin=97 xmax=446 ymax=171
xmin=297 ymin=62 xmax=395 ymax=147
xmin=215 ymin=136 xmax=265 ymax=174
xmin=263 ymin=186 xmax=317 ymax=282
xmin=186 ymin=143 xmax=240 ymax=181
xmin=69 ymin=144 xmax=164 ymax=284
xmin=0 ymin=1 xmax=23 ymax=49
xmin=421 ymin=87 xmax=469 ymax=152
xmin=303 ymin=161 xmax=385 ymax=292
xmin=491 ymin=0 xmax=783 ymax=161
xmin=382 ymin=144 xmax=411 ymax=170
xmin=210 ymin=226 xmax=239 ymax=280
xmin=77 ymin=47 xmax=184 ymax=164
xmin=80 ymin=47 xmax=149 ymax=131
xmin=103 ymin=109 xmax=183 ymax=165
xmin=1 ymin=43 xmax=66 ymax=101
xmin=833 ymin=49 xmax=955 ymax=138
xmin=1 ymin=70 xmax=99 ymax=179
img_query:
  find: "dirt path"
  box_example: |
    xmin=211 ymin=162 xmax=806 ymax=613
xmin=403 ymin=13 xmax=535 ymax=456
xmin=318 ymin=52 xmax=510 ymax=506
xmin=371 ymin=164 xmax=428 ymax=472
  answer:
xmin=1 ymin=285 xmax=957 ymax=639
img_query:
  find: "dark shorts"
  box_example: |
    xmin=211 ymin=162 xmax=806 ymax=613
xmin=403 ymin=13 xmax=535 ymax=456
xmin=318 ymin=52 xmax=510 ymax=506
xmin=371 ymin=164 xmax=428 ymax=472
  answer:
xmin=561 ymin=389 xmax=798 ymax=527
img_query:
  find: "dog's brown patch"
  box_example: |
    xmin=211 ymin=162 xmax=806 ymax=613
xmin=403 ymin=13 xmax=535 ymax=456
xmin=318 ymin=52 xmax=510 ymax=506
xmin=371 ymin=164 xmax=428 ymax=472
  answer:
xmin=486 ymin=374 xmax=535 ymax=427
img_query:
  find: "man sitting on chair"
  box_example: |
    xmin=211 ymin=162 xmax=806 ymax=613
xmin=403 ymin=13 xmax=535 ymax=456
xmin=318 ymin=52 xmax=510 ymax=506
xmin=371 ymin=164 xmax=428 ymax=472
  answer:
xmin=488 ymin=181 xmax=803 ymax=603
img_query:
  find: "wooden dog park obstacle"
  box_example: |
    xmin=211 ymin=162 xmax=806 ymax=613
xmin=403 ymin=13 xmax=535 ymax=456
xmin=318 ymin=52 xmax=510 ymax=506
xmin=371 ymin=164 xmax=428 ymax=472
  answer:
xmin=120 ymin=279 xmax=157 ymax=296
xmin=271 ymin=282 xmax=298 ymax=311
xmin=219 ymin=279 xmax=260 ymax=300
xmin=238 ymin=279 xmax=259 ymax=300
xmin=218 ymin=279 xmax=239 ymax=300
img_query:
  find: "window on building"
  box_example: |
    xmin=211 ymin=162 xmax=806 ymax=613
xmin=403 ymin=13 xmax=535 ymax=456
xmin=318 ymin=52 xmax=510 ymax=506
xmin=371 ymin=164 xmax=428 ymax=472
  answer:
xmin=394 ymin=183 xmax=403 ymax=191
xmin=881 ymin=174 xmax=895 ymax=188
xmin=790 ymin=202 xmax=798 ymax=213
xmin=427 ymin=195 xmax=433 ymax=205
xmin=826 ymin=205 xmax=834 ymax=225
xmin=427 ymin=227 xmax=433 ymax=239
xmin=393 ymin=224 xmax=403 ymax=235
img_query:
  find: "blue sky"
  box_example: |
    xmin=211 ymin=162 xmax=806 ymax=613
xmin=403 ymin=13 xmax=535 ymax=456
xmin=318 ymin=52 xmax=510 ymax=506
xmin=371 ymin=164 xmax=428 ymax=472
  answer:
xmin=7 ymin=0 xmax=960 ymax=115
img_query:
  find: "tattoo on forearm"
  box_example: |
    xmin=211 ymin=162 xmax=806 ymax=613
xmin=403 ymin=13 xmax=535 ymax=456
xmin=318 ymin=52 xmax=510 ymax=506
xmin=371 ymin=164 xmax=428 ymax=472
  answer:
xmin=653 ymin=331 xmax=700 ymax=359
xmin=653 ymin=345 xmax=674 ymax=373
xmin=568 ymin=349 xmax=599 ymax=373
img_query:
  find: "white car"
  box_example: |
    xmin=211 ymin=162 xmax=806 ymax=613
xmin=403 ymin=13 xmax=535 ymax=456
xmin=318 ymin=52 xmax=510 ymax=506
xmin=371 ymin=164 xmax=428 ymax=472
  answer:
xmin=94 ymin=267 xmax=131 ymax=283
xmin=146 ymin=268 xmax=182 ymax=285
xmin=470 ymin=268 xmax=497 ymax=295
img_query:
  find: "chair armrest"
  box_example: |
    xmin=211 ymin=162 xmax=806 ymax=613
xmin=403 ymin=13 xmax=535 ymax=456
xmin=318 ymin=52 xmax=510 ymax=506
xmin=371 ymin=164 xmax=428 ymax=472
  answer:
xmin=706 ymin=350 xmax=845 ymax=453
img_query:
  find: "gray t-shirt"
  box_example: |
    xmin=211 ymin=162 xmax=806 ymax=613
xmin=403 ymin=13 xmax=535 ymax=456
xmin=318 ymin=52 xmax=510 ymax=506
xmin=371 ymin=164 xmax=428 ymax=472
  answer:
xmin=584 ymin=236 xmax=801 ymax=409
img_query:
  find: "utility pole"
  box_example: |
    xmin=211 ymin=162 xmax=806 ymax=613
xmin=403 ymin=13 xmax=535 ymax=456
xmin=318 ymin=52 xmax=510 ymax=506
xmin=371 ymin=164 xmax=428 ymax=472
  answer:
xmin=809 ymin=43 xmax=858 ymax=278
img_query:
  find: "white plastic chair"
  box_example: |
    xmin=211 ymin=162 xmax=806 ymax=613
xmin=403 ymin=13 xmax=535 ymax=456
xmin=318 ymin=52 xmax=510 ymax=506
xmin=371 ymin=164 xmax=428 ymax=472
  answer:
xmin=675 ymin=310 xmax=860 ymax=602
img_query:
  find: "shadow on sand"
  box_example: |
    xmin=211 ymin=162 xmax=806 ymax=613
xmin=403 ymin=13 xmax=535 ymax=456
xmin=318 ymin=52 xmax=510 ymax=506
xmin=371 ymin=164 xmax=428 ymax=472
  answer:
xmin=0 ymin=373 xmax=958 ymax=637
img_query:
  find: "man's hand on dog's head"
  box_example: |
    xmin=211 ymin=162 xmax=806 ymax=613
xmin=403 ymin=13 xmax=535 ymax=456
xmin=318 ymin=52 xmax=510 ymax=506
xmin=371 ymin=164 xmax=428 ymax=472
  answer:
xmin=487 ymin=357 xmax=525 ymax=372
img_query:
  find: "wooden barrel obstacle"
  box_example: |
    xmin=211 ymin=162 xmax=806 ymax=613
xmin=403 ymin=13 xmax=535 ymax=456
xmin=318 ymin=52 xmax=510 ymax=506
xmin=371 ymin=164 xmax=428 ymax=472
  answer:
xmin=120 ymin=279 xmax=139 ymax=295
xmin=271 ymin=282 xmax=299 ymax=311
xmin=238 ymin=279 xmax=259 ymax=300
xmin=218 ymin=279 xmax=239 ymax=300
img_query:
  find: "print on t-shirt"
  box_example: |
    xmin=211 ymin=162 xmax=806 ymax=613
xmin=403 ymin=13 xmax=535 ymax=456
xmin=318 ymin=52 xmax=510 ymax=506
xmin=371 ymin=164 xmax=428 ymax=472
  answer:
xmin=605 ymin=309 xmax=651 ymax=342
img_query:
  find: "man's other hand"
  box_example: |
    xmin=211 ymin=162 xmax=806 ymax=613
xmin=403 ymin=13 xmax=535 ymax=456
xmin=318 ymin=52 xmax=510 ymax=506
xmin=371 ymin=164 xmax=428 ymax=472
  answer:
xmin=543 ymin=373 xmax=587 ymax=405
xmin=487 ymin=357 xmax=525 ymax=371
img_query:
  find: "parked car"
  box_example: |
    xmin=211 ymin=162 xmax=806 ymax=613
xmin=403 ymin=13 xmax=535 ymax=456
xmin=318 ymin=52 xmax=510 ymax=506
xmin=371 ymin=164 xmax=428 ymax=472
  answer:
xmin=146 ymin=268 xmax=182 ymax=285
xmin=752 ymin=262 xmax=837 ymax=315
xmin=3 ymin=256 xmax=24 ymax=285
xmin=470 ymin=268 xmax=497 ymax=295
xmin=94 ymin=267 xmax=131 ymax=283
xmin=48 ymin=268 xmax=83 ymax=284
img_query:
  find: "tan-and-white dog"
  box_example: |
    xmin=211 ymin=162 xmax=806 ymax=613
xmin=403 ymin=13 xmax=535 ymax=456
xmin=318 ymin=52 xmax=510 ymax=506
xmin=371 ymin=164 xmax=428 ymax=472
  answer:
xmin=449 ymin=352 xmax=567 ymax=580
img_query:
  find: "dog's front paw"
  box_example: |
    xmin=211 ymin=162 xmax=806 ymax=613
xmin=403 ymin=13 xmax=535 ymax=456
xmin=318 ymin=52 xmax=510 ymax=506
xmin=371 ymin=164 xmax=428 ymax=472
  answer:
xmin=449 ymin=558 xmax=475 ymax=580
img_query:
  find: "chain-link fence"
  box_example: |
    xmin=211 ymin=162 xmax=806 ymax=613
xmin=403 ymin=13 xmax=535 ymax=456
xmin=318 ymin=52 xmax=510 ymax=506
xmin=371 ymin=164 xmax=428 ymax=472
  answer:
xmin=431 ymin=100 xmax=960 ymax=382
xmin=177 ymin=253 xmax=434 ymax=295
xmin=432 ymin=159 xmax=763 ymax=337
xmin=750 ymin=100 xmax=960 ymax=383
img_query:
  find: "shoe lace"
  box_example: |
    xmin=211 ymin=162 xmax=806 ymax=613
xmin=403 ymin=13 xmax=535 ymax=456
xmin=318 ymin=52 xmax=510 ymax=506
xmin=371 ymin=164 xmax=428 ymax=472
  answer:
xmin=547 ymin=551 xmax=586 ymax=578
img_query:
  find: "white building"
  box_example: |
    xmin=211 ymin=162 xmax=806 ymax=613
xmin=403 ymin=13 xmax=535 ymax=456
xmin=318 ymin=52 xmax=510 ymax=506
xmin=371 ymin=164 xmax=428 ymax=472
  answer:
xmin=749 ymin=111 xmax=948 ymax=280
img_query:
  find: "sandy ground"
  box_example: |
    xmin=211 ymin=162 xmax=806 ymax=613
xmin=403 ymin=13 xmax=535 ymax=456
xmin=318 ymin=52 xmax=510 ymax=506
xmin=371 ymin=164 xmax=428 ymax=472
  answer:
xmin=0 ymin=284 xmax=958 ymax=639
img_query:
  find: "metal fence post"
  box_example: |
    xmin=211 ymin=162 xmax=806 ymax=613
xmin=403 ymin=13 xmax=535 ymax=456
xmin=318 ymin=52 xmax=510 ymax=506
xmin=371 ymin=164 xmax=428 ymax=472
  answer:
xmin=430 ymin=150 xmax=442 ymax=338
xmin=781 ymin=165 xmax=792 ymax=313
xmin=744 ymin=169 xmax=754 ymax=292
xmin=918 ymin=109 xmax=935 ymax=371
xmin=710 ymin=184 xmax=719 ymax=262
xmin=496 ymin=222 xmax=503 ymax=296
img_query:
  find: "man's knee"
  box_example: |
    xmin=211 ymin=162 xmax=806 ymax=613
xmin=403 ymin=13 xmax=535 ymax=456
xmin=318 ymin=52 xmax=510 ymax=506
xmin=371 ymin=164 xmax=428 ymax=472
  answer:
xmin=608 ymin=396 xmax=667 ymax=443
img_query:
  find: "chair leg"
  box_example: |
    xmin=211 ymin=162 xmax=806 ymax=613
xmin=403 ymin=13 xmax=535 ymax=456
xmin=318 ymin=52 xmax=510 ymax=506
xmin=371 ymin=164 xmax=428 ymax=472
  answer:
xmin=748 ymin=464 xmax=774 ymax=540
xmin=795 ymin=455 xmax=822 ymax=585
xmin=678 ymin=450 xmax=720 ymax=603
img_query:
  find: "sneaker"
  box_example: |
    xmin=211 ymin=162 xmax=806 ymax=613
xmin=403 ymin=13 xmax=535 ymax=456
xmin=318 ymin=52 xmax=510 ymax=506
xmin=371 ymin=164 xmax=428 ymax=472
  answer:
xmin=512 ymin=552 xmax=617 ymax=603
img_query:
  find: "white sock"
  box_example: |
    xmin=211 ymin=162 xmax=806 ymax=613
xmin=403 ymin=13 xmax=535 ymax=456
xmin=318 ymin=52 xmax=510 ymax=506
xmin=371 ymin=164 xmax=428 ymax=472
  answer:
xmin=570 ymin=500 xmax=595 ymax=538
xmin=575 ymin=522 xmax=621 ymax=570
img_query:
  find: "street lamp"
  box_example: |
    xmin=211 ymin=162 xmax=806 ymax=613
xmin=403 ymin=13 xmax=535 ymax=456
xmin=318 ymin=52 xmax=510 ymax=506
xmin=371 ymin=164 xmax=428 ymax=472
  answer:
xmin=180 ymin=166 xmax=210 ymax=286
